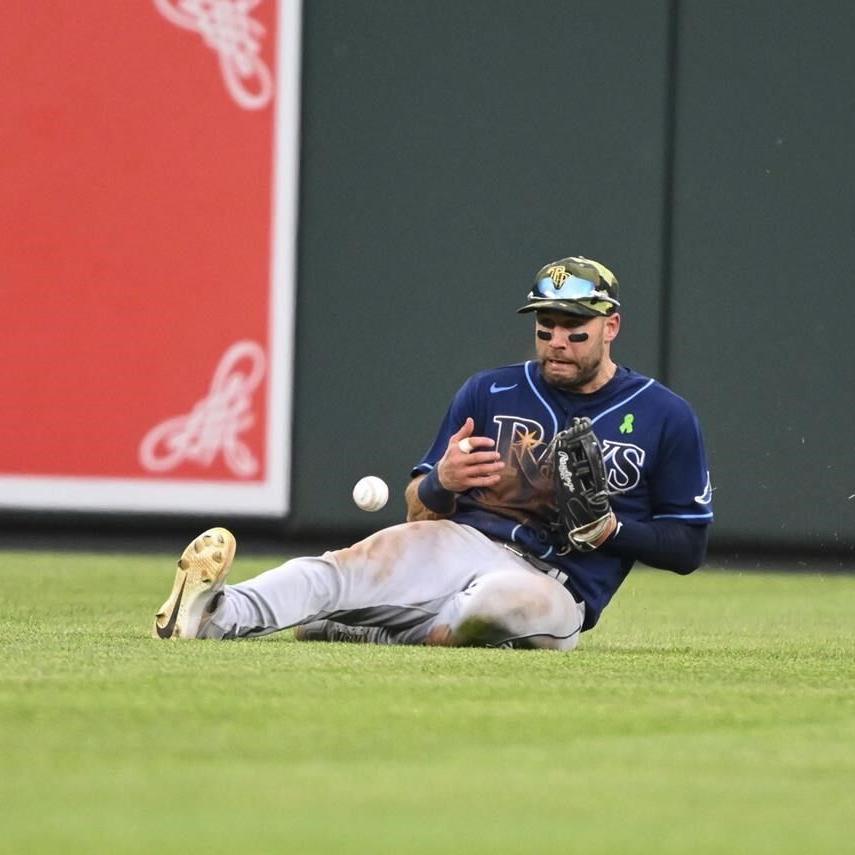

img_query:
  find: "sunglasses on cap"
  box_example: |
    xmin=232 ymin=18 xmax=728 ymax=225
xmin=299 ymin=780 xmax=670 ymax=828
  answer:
xmin=531 ymin=273 xmax=620 ymax=307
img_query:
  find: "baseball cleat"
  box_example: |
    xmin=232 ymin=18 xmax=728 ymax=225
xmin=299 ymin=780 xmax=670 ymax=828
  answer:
xmin=152 ymin=527 xmax=236 ymax=640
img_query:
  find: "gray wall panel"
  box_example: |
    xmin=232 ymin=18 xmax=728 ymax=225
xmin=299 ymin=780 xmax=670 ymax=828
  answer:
xmin=288 ymin=1 xmax=671 ymax=533
xmin=670 ymin=1 xmax=855 ymax=549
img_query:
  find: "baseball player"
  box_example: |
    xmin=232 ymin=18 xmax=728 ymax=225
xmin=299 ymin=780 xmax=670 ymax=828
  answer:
xmin=153 ymin=256 xmax=713 ymax=649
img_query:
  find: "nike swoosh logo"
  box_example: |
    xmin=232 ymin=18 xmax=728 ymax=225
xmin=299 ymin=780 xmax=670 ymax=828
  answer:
xmin=489 ymin=382 xmax=518 ymax=394
xmin=156 ymin=576 xmax=187 ymax=639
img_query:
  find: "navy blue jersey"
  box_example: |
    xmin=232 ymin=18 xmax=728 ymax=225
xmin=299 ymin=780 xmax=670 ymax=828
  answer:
xmin=412 ymin=362 xmax=713 ymax=629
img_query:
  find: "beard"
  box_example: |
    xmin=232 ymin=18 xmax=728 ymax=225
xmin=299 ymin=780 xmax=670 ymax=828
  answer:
xmin=540 ymin=346 xmax=604 ymax=391
xmin=538 ymin=334 xmax=606 ymax=392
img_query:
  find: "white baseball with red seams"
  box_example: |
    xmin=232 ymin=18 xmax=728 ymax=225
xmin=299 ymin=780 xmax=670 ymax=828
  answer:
xmin=352 ymin=476 xmax=389 ymax=512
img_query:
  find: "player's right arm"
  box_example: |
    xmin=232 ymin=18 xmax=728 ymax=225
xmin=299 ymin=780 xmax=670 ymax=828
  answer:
xmin=406 ymin=417 xmax=504 ymax=522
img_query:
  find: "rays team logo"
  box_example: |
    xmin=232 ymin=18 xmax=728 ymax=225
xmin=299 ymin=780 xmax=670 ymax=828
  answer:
xmin=492 ymin=417 xmax=648 ymax=497
xmin=695 ymin=471 xmax=713 ymax=504
xmin=601 ymin=440 xmax=646 ymax=493
xmin=492 ymin=415 xmax=548 ymax=486
xmin=547 ymin=265 xmax=569 ymax=287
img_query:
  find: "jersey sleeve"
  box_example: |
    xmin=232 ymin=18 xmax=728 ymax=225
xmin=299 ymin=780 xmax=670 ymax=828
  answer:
xmin=649 ymin=399 xmax=714 ymax=524
xmin=410 ymin=374 xmax=484 ymax=477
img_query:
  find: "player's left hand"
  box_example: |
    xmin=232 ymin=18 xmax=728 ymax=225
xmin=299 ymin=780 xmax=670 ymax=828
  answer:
xmin=553 ymin=417 xmax=616 ymax=550
xmin=568 ymin=511 xmax=617 ymax=549
xmin=436 ymin=418 xmax=505 ymax=493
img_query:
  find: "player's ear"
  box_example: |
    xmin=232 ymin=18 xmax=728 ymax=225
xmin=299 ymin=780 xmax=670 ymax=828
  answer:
xmin=603 ymin=313 xmax=620 ymax=342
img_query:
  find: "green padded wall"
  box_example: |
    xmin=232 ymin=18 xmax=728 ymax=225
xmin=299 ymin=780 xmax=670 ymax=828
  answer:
xmin=669 ymin=1 xmax=855 ymax=550
xmin=289 ymin=1 xmax=670 ymax=536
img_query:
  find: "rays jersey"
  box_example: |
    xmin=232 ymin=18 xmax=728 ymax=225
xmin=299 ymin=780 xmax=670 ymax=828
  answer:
xmin=412 ymin=362 xmax=713 ymax=630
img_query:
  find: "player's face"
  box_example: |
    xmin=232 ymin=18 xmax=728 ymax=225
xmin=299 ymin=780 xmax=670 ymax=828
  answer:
xmin=535 ymin=310 xmax=619 ymax=391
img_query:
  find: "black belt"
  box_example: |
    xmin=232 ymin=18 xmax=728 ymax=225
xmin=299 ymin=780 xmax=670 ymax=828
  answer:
xmin=500 ymin=541 xmax=571 ymax=583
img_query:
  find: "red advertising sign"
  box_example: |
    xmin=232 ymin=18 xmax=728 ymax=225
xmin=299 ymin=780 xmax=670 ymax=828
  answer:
xmin=1 ymin=1 xmax=301 ymax=515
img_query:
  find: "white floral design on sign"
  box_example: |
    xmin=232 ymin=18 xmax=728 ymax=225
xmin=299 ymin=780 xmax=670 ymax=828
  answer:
xmin=153 ymin=0 xmax=274 ymax=110
xmin=139 ymin=340 xmax=266 ymax=477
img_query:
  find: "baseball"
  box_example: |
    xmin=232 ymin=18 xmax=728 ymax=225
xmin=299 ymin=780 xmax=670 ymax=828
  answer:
xmin=352 ymin=475 xmax=389 ymax=512
xmin=458 ymin=438 xmax=473 ymax=454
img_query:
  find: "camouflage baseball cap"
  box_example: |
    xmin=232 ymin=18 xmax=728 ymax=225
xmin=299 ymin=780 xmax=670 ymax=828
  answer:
xmin=517 ymin=256 xmax=620 ymax=317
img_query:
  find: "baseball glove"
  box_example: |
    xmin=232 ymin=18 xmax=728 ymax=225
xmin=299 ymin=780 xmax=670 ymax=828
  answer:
xmin=553 ymin=417 xmax=614 ymax=550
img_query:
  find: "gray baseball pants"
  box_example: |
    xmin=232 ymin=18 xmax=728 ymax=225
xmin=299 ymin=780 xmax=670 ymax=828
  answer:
xmin=202 ymin=520 xmax=584 ymax=650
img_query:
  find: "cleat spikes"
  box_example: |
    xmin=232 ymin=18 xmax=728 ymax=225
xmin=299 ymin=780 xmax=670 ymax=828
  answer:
xmin=153 ymin=527 xmax=236 ymax=639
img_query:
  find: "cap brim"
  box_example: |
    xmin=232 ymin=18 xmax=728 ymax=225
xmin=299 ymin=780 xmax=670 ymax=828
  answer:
xmin=516 ymin=299 xmax=609 ymax=318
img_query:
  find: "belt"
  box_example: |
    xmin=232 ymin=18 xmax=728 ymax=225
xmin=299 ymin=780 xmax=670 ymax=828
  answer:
xmin=501 ymin=542 xmax=569 ymax=586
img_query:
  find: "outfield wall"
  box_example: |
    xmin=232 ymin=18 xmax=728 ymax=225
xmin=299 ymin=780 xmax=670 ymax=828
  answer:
xmin=2 ymin=2 xmax=854 ymax=556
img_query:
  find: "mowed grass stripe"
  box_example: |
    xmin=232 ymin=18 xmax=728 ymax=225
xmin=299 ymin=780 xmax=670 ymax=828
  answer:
xmin=0 ymin=549 xmax=853 ymax=854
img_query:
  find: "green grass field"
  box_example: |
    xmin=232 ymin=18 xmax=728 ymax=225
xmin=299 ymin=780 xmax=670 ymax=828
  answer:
xmin=2 ymin=548 xmax=854 ymax=854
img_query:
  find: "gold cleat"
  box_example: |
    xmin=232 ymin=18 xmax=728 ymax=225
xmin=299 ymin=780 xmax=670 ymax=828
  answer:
xmin=152 ymin=527 xmax=236 ymax=639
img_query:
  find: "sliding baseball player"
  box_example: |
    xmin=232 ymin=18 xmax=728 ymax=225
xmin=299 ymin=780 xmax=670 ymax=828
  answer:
xmin=154 ymin=255 xmax=713 ymax=649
